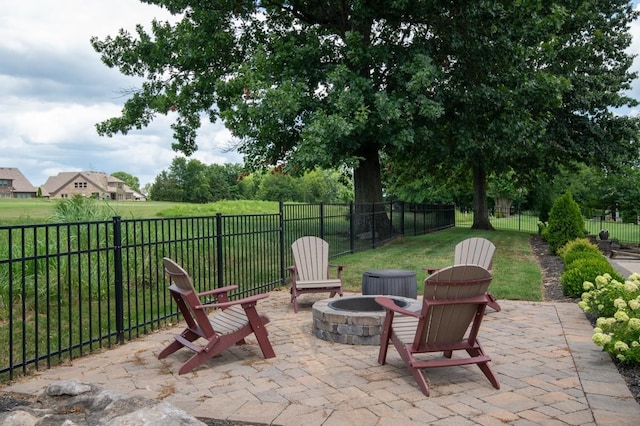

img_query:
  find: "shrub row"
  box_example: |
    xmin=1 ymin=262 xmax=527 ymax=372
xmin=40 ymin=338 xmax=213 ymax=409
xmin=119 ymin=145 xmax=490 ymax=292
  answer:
xmin=558 ymin=238 xmax=623 ymax=298
xmin=557 ymin=238 xmax=640 ymax=364
xmin=579 ymin=273 xmax=640 ymax=364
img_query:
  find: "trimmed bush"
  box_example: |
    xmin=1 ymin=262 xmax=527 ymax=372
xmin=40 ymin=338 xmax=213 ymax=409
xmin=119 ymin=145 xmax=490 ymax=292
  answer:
xmin=560 ymin=256 xmax=624 ymax=297
xmin=579 ymin=273 xmax=640 ymax=364
xmin=547 ymin=192 xmax=585 ymax=255
xmin=557 ymin=238 xmax=602 ymax=268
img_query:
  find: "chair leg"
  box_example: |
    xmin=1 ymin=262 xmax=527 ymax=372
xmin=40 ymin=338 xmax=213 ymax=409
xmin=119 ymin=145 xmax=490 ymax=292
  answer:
xmin=158 ymin=329 xmax=199 ymax=359
xmin=467 ymin=346 xmax=500 ymax=389
xmin=377 ymin=312 xmax=394 ymax=365
xmin=243 ymin=307 xmax=276 ymax=359
xmin=393 ymin=337 xmax=430 ymax=396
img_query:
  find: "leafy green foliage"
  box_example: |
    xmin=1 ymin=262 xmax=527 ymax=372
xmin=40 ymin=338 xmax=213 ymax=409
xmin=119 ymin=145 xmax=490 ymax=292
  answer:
xmin=557 ymin=238 xmax=602 ymax=268
xmin=110 ymin=171 xmax=140 ymax=192
xmin=51 ymin=195 xmax=116 ymax=222
xmin=560 ymin=256 xmax=623 ymax=297
xmin=148 ymin=157 xmax=352 ymax=203
xmin=90 ymin=1 xmax=640 ymax=231
xmin=579 ymin=273 xmax=640 ymax=364
xmin=547 ymin=192 xmax=585 ymax=254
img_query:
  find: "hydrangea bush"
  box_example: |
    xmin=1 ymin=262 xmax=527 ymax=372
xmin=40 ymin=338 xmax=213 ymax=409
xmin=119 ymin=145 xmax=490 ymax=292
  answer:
xmin=579 ymin=273 xmax=640 ymax=363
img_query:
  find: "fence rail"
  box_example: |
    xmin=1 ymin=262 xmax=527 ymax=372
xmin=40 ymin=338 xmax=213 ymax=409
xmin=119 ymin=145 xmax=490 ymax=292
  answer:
xmin=463 ymin=206 xmax=640 ymax=245
xmin=0 ymin=201 xmax=454 ymax=381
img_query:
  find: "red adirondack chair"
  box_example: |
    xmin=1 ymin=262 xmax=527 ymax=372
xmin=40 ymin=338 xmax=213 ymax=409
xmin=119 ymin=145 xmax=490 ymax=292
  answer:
xmin=159 ymin=257 xmax=275 ymax=374
xmin=288 ymin=236 xmax=344 ymax=313
xmin=376 ymin=264 xmax=500 ymax=396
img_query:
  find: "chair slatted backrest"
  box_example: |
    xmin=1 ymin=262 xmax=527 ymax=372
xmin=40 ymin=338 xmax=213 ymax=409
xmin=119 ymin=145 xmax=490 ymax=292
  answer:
xmin=454 ymin=237 xmax=495 ymax=270
xmin=416 ymin=265 xmax=492 ymax=348
xmin=163 ymin=257 xmax=215 ymax=337
xmin=292 ymin=236 xmax=330 ymax=281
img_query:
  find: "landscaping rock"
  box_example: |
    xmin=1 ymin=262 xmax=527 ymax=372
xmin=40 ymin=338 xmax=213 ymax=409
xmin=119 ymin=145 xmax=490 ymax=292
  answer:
xmin=0 ymin=380 xmax=205 ymax=425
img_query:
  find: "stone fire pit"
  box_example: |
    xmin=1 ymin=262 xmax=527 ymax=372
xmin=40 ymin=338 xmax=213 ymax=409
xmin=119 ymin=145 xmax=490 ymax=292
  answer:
xmin=312 ymin=295 xmax=421 ymax=345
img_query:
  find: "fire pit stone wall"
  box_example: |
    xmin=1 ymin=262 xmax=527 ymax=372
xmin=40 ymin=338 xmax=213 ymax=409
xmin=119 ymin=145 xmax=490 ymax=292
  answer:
xmin=312 ymin=296 xmax=422 ymax=345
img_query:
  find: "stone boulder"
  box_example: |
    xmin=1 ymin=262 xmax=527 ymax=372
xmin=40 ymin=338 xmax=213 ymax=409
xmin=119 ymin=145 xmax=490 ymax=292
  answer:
xmin=0 ymin=380 xmax=205 ymax=425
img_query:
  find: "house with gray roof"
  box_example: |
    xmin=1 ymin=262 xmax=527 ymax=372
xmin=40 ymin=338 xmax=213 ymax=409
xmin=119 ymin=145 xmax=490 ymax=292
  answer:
xmin=41 ymin=171 xmax=142 ymax=201
xmin=0 ymin=167 xmax=37 ymax=198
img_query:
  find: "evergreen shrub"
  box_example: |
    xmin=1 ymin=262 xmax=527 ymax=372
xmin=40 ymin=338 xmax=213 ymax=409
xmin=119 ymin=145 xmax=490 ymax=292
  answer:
xmin=546 ymin=192 xmax=585 ymax=255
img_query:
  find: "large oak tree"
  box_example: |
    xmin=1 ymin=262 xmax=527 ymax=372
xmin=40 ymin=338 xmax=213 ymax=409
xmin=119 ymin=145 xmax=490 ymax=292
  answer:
xmin=92 ymin=0 xmax=640 ymax=231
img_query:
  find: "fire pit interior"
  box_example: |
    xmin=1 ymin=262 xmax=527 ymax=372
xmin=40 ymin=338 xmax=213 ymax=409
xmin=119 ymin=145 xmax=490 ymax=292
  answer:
xmin=312 ymin=295 xmax=421 ymax=345
xmin=328 ymin=296 xmax=407 ymax=312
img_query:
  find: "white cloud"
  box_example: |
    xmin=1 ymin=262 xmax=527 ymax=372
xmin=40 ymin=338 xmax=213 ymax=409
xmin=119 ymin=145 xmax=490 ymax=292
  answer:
xmin=0 ymin=0 xmax=240 ymax=189
xmin=2 ymin=1 xmax=639 ymax=189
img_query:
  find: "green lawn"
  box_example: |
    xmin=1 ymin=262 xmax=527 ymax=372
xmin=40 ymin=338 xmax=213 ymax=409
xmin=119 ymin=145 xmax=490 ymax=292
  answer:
xmin=336 ymin=227 xmax=542 ymax=302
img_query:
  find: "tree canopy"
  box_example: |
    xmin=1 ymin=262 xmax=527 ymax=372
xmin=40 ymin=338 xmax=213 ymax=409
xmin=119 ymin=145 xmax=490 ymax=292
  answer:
xmin=92 ymin=0 xmax=640 ymax=230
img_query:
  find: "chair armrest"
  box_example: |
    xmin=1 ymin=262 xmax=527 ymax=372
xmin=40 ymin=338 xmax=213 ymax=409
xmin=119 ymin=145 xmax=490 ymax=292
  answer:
xmin=197 ymin=293 xmax=268 ymax=310
xmin=424 ymin=294 xmax=493 ymax=308
xmin=375 ymin=296 xmax=421 ymax=318
xmin=197 ymin=285 xmax=238 ymax=298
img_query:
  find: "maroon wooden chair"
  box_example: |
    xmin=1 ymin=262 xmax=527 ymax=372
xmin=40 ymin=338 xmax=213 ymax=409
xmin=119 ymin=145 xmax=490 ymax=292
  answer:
xmin=288 ymin=236 xmax=344 ymax=313
xmin=159 ymin=257 xmax=275 ymax=374
xmin=376 ymin=264 xmax=500 ymax=396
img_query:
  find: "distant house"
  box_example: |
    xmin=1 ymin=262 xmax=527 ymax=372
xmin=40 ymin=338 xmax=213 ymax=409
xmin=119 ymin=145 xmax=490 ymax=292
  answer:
xmin=0 ymin=167 xmax=37 ymax=198
xmin=41 ymin=171 xmax=144 ymax=201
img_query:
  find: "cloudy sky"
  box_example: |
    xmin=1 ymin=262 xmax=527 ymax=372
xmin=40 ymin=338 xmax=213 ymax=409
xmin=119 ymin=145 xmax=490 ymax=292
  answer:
xmin=0 ymin=0 xmax=240 ymax=188
xmin=2 ymin=1 xmax=640 ymax=188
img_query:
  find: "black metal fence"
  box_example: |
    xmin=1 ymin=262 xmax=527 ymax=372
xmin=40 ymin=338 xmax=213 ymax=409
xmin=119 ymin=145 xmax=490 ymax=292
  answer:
xmin=465 ymin=205 xmax=640 ymax=245
xmin=0 ymin=201 xmax=454 ymax=381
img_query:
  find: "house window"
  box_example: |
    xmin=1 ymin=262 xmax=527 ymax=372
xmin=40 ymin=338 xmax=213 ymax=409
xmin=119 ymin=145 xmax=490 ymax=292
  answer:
xmin=0 ymin=179 xmax=10 ymax=187
xmin=74 ymin=182 xmax=87 ymax=188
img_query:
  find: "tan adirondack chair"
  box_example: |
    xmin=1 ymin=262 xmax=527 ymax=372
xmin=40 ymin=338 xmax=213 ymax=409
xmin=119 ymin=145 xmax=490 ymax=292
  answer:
xmin=425 ymin=237 xmax=495 ymax=274
xmin=376 ymin=264 xmax=501 ymax=396
xmin=288 ymin=236 xmax=344 ymax=313
xmin=159 ymin=257 xmax=275 ymax=374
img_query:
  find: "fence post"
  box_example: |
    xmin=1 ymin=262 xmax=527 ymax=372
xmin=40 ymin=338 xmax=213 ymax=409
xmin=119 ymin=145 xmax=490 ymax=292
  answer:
xmin=113 ymin=216 xmax=124 ymax=345
xmin=320 ymin=203 xmax=325 ymax=240
xmin=216 ymin=213 xmax=224 ymax=288
xmin=349 ymin=203 xmax=355 ymax=253
xmin=371 ymin=202 xmax=376 ymax=249
xmin=279 ymin=201 xmax=285 ymax=285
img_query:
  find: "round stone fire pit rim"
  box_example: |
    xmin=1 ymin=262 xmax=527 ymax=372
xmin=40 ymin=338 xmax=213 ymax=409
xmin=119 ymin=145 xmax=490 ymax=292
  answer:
xmin=327 ymin=295 xmax=409 ymax=312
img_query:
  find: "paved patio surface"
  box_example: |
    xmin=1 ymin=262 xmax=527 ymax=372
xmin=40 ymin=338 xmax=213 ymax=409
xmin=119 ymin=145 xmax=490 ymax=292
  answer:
xmin=3 ymin=288 xmax=640 ymax=425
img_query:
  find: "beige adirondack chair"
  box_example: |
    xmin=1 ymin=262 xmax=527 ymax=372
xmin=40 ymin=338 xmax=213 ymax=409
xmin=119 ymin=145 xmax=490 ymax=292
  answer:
xmin=159 ymin=257 xmax=275 ymax=374
xmin=288 ymin=236 xmax=344 ymax=313
xmin=376 ymin=264 xmax=500 ymax=396
xmin=426 ymin=237 xmax=495 ymax=274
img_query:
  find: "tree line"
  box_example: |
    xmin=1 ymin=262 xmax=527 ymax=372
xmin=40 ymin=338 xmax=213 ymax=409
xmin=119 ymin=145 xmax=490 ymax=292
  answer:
xmin=143 ymin=157 xmax=353 ymax=204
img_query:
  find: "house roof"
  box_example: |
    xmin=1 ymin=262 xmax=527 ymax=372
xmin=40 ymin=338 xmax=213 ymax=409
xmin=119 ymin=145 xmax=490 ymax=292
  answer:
xmin=0 ymin=167 xmax=37 ymax=193
xmin=42 ymin=171 xmax=125 ymax=196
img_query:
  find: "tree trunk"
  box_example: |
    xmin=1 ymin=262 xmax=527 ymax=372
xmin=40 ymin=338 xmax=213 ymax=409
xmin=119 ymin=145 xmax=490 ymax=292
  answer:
xmin=353 ymin=143 xmax=392 ymax=238
xmin=471 ymin=162 xmax=494 ymax=230
xmin=494 ymin=198 xmax=512 ymax=218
